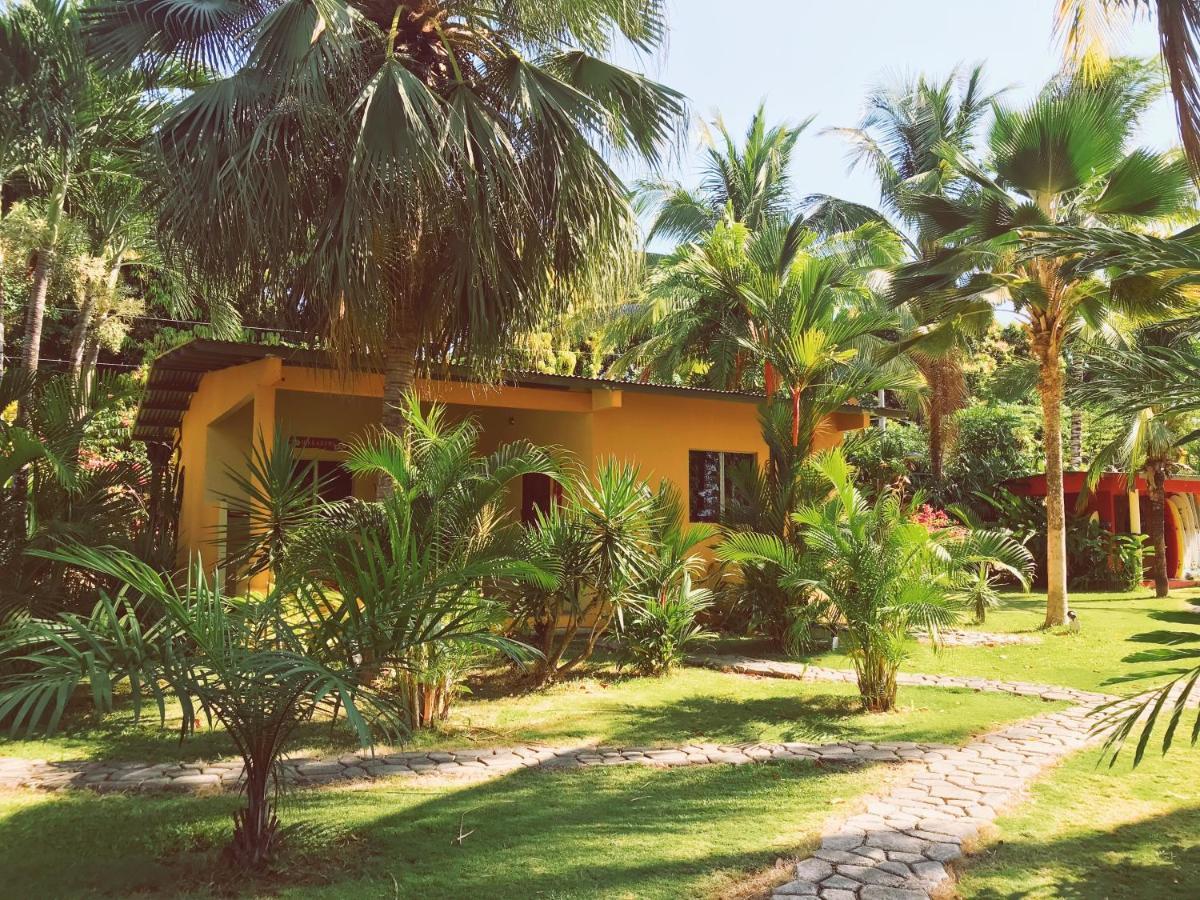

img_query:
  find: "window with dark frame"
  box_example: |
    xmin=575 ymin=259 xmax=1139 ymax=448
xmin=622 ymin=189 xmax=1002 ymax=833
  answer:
xmin=688 ymin=450 xmax=755 ymax=522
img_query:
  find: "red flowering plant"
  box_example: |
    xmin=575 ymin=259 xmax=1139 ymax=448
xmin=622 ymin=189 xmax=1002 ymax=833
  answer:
xmin=911 ymin=503 xmax=952 ymax=530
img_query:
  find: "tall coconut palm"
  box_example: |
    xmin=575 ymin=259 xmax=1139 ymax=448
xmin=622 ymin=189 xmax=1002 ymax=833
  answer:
xmin=638 ymin=103 xmax=887 ymax=247
xmin=614 ymin=214 xmax=906 ymax=394
xmin=828 ymin=65 xmax=1000 ymax=482
xmin=84 ymin=0 xmax=686 ymax=470
xmin=1075 ymin=335 xmax=1200 ymax=597
xmin=894 ymin=66 xmax=1196 ymax=627
xmin=1055 ymin=0 xmax=1200 ymax=172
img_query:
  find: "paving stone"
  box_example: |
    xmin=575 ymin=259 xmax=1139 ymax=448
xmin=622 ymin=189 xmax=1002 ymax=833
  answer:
xmin=860 ymin=887 xmax=928 ymax=900
xmin=774 ymin=880 xmax=819 ymax=896
xmin=794 ymin=858 xmax=834 ymax=882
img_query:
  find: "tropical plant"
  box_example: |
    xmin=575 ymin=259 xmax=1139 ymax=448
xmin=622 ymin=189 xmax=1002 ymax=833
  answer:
xmin=217 ymin=431 xmax=332 ymax=587
xmin=894 ymin=63 xmax=1195 ymax=627
xmin=720 ymin=449 xmax=1030 ymax=711
xmin=841 ymin=424 xmax=929 ymax=500
xmin=84 ymin=0 xmax=686 ymax=453
xmin=0 ymin=540 xmax=519 ymax=868
xmin=620 ymin=572 xmax=715 ymax=676
xmin=1096 ymin=629 xmax=1200 ymax=766
xmin=1075 ymin=337 xmax=1200 ymax=596
xmin=943 ymin=403 xmax=1042 ymax=504
xmin=636 ymin=104 xmax=880 ymax=246
xmin=284 ymin=395 xmax=553 ymax=727
xmin=1 ymin=0 xmax=159 ymax=376
xmin=1055 ymin=0 xmax=1200 ymax=172
xmin=945 ymin=506 xmax=1036 ymax=623
xmin=509 ymin=459 xmax=658 ymax=684
xmin=828 ymin=65 xmax=1000 ymax=481
xmin=0 ymin=369 xmax=146 ymax=621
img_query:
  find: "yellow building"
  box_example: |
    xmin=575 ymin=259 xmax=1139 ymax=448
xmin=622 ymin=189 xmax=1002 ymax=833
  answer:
xmin=133 ymin=339 xmax=873 ymax=574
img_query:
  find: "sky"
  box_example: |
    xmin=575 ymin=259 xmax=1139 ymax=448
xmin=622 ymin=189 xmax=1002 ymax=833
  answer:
xmin=618 ymin=0 xmax=1174 ymax=247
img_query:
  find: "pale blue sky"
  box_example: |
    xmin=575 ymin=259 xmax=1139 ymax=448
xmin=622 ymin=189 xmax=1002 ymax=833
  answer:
xmin=620 ymin=0 xmax=1173 ymax=241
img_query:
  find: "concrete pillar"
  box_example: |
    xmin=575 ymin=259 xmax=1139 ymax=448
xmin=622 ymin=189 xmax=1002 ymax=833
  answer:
xmin=1129 ymin=489 xmax=1142 ymax=534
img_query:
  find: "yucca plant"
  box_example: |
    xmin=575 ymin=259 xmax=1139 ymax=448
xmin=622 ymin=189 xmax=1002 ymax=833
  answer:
xmin=216 ymin=431 xmax=332 ymax=587
xmin=284 ymin=395 xmax=553 ymax=726
xmin=509 ymin=459 xmax=657 ymax=684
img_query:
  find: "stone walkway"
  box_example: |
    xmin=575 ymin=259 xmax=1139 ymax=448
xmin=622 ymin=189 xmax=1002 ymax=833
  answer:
xmin=917 ymin=629 xmax=1040 ymax=648
xmin=0 ymin=738 xmax=961 ymax=794
xmin=695 ymin=654 xmax=1109 ymax=705
xmin=699 ymin=655 xmax=1200 ymax=899
xmin=772 ymin=704 xmax=1105 ymax=899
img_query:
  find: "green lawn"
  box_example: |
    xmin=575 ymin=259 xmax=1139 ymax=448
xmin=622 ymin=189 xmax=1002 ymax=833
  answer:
xmin=0 ymin=666 xmax=1052 ymax=764
xmin=0 ymin=753 xmax=898 ymax=899
xmin=4 ymin=588 xmax=1196 ymax=898
xmin=955 ymin=741 xmax=1200 ymax=898
xmin=715 ymin=587 xmax=1200 ymax=695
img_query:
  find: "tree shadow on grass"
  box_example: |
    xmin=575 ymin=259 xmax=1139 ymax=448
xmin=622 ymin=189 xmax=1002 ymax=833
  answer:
xmin=959 ymin=804 xmax=1200 ymax=899
xmin=0 ymin=756 xmax=893 ymax=899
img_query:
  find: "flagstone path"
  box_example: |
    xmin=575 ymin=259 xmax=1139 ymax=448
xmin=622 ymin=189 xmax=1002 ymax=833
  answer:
xmin=698 ymin=655 xmax=1200 ymax=899
xmin=918 ymin=629 xmax=1040 ymax=648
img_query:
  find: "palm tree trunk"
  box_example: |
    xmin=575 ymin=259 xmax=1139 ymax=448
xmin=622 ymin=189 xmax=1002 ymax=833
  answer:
xmin=377 ymin=318 xmax=420 ymax=498
xmin=1037 ymin=347 xmax=1070 ymax=627
xmin=21 ymin=175 xmax=68 ymax=374
xmin=82 ymin=324 xmax=101 ymax=388
xmin=929 ymin=398 xmax=945 ymax=482
xmin=1146 ymin=464 xmax=1170 ymax=599
xmin=229 ymin=753 xmax=279 ymax=868
xmin=68 ymin=288 xmax=96 ymax=379
xmin=1070 ymin=409 xmax=1083 ymax=470
xmin=22 ymin=248 xmax=53 ymax=373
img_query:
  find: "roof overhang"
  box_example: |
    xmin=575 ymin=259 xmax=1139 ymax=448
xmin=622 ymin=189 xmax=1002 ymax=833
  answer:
xmin=132 ymin=338 xmax=906 ymax=442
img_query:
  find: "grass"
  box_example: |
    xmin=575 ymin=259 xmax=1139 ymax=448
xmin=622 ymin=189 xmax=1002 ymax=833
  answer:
xmin=955 ymin=741 xmax=1200 ymax=898
xmin=0 ymin=757 xmax=900 ymax=899
xmin=713 ymin=587 xmax=1200 ymax=695
xmin=0 ymin=666 xmax=1054 ymax=764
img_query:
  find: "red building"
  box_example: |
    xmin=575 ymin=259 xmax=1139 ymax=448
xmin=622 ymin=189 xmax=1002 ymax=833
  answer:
xmin=1004 ymin=471 xmax=1200 ymax=581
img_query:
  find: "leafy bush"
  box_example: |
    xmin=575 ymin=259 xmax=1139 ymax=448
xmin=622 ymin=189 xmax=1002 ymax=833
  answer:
xmin=943 ymin=404 xmax=1040 ymax=505
xmin=842 ymin=425 xmax=928 ymax=499
xmin=620 ymin=572 xmax=716 ymax=675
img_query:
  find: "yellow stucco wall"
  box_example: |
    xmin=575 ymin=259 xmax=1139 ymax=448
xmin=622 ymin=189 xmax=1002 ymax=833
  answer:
xmin=173 ymin=360 xmax=867 ymax=575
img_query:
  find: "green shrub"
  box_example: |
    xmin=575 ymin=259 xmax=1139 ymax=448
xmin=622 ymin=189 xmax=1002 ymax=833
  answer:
xmin=620 ymin=573 xmax=716 ymax=675
xmin=943 ymin=404 xmax=1040 ymax=504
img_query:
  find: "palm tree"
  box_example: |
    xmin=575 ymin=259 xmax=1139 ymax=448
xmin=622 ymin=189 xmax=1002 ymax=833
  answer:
xmin=894 ymin=66 xmax=1195 ymax=627
xmin=1055 ymin=0 xmax=1200 ymax=172
xmin=720 ymin=448 xmax=1030 ymax=711
xmin=827 ymin=65 xmax=1000 ymax=482
xmin=0 ymin=541 xmax=520 ymax=867
xmin=0 ymin=369 xmax=145 ymax=621
xmin=84 ymin=0 xmax=686 ymax=465
xmin=1075 ymin=336 xmax=1200 ymax=597
xmin=638 ymin=104 xmax=807 ymax=245
xmin=735 ymin=220 xmax=918 ymax=450
xmin=285 ymin=395 xmax=555 ymax=722
xmin=509 ymin=458 xmax=659 ymax=684
xmin=3 ymin=0 xmax=157 ymax=375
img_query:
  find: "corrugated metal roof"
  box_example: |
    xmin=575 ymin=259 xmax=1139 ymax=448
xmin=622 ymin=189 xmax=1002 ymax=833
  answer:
xmin=132 ymin=338 xmax=788 ymax=442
